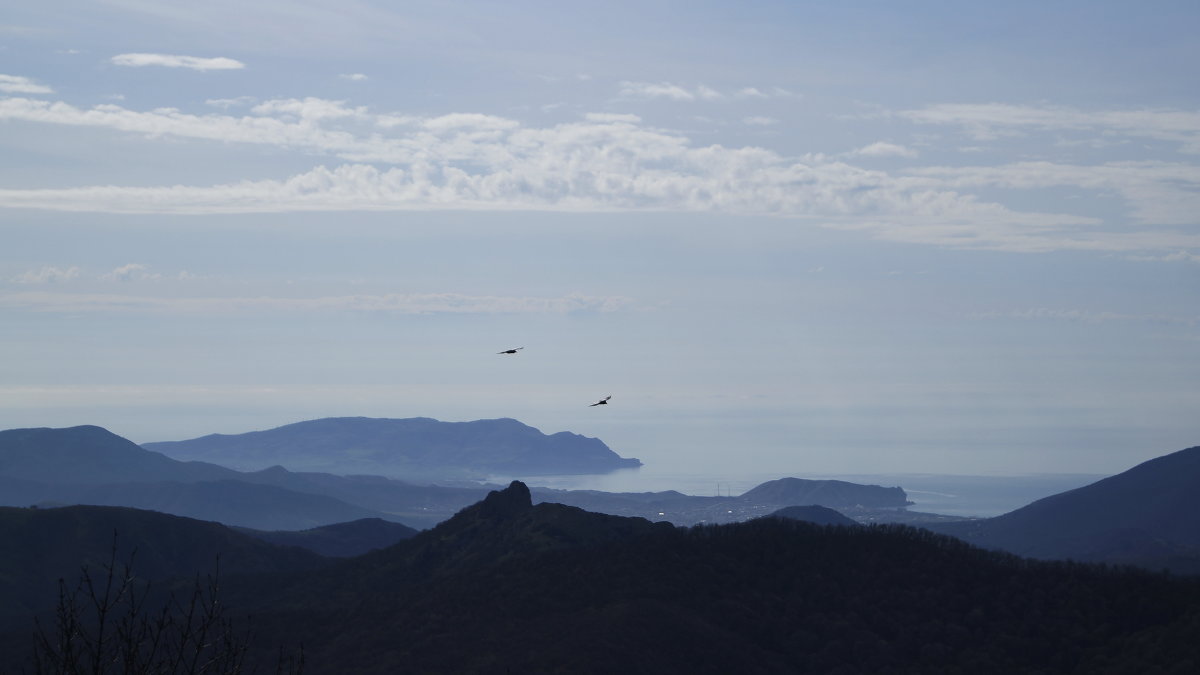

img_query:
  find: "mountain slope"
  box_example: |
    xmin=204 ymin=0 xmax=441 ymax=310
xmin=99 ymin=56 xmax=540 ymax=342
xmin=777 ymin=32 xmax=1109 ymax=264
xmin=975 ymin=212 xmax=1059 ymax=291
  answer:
xmin=57 ymin=480 xmax=395 ymax=531
xmin=769 ymin=504 xmax=858 ymax=526
xmin=0 ymin=425 xmax=236 ymax=484
xmin=220 ymin=482 xmax=1200 ymax=674
xmin=929 ymin=445 xmax=1200 ymax=572
xmin=0 ymin=426 xmax=421 ymax=530
xmin=0 ymin=505 xmax=327 ymax=625
xmin=235 ymin=518 xmax=418 ymax=557
xmin=143 ymin=416 xmax=642 ymax=477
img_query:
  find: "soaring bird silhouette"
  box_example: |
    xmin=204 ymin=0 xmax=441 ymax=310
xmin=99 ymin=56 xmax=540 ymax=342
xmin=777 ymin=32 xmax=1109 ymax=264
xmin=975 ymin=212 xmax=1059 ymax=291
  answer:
xmin=497 ymin=347 xmax=524 ymax=355
xmin=589 ymin=395 xmax=612 ymax=407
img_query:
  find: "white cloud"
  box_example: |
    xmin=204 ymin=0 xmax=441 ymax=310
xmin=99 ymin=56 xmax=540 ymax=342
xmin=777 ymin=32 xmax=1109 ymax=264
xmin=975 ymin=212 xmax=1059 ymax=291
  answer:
xmin=735 ymin=87 xmax=768 ymax=99
xmin=0 ymin=74 xmax=52 ymax=94
xmin=111 ymin=53 xmax=245 ymax=71
xmin=2 ymin=95 xmax=1197 ymax=255
xmin=11 ymin=266 xmax=80 ymax=284
xmin=252 ymin=97 xmax=367 ymax=121
xmin=743 ymin=116 xmax=778 ymax=126
xmin=735 ymin=86 xmax=798 ymax=99
xmin=101 ymin=263 xmax=160 ymax=282
xmin=618 ymin=81 xmax=723 ymax=101
xmin=339 ymin=73 xmax=368 ymax=81
xmin=852 ymin=142 xmax=917 ymax=158
xmin=0 ymin=290 xmax=635 ymax=316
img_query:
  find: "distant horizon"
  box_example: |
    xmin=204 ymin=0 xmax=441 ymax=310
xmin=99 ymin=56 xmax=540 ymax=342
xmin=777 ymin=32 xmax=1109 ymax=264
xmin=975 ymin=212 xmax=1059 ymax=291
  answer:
xmin=2 ymin=411 xmax=1189 ymax=480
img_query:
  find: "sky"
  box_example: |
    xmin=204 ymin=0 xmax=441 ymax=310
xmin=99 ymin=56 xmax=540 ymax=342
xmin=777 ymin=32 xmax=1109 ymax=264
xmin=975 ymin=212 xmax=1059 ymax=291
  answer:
xmin=2 ymin=0 xmax=1198 ymax=479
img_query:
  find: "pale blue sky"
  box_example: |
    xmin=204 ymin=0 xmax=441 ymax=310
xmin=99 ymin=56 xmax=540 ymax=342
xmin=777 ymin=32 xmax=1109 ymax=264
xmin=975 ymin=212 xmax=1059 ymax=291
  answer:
xmin=2 ymin=1 xmax=1198 ymax=477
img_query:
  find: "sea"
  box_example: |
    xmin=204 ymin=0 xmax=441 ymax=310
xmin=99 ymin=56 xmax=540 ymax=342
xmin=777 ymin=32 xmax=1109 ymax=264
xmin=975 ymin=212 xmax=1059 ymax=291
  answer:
xmin=485 ymin=468 xmax=1108 ymax=518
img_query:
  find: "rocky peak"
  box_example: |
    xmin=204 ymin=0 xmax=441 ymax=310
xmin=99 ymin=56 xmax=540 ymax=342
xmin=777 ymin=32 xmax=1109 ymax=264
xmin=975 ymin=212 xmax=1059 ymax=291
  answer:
xmin=477 ymin=480 xmax=533 ymax=519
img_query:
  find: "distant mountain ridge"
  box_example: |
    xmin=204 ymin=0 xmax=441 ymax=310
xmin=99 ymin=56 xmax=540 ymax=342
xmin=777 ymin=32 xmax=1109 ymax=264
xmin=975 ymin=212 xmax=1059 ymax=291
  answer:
xmin=929 ymin=445 xmax=1200 ymax=573
xmin=143 ymin=416 xmax=642 ymax=478
xmin=13 ymin=423 xmax=1199 ymax=577
xmin=0 ymin=425 xmax=235 ymax=484
xmin=0 ymin=425 xmax=436 ymax=530
xmin=8 ymin=425 xmax=917 ymax=532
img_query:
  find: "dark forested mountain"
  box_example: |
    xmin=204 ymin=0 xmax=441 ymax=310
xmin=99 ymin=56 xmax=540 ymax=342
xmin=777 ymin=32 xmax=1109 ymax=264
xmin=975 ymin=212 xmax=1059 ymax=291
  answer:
xmin=769 ymin=504 xmax=858 ymax=526
xmin=235 ymin=517 xmax=418 ymax=557
xmin=5 ymin=482 xmax=1200 ymax=673
xmin=929 ymin=445 xmax=1200 ymax=574
xmin=0 ymin=505 xmax=327 ymax=626
xmin=233 ymin=465 xmax=489 ymax=529
xmin=143 ymin=416 xmax=642 ymax=477
xmin=207 ymin=481 xmax=1200 ymax=674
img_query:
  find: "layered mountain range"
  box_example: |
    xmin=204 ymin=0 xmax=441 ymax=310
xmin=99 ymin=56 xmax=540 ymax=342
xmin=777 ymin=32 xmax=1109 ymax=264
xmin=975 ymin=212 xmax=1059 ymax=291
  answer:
xmin=2 ymin=423 xmax=1198 ymax=575
xmin=0 ymin=423 xmax=910 ymax=529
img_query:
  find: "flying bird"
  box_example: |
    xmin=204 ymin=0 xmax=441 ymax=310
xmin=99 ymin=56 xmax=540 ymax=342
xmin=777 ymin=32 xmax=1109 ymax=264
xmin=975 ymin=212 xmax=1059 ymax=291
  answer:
xmin=497 ymin=347 xmax=524 ymax=354
xmin=589 ymin=395 xmax=612 ymax=407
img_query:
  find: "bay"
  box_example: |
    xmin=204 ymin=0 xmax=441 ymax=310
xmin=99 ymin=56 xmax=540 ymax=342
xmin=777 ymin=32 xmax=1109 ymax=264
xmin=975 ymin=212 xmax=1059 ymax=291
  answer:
xmin=490 ymin=468 xmax=1108 ymax=518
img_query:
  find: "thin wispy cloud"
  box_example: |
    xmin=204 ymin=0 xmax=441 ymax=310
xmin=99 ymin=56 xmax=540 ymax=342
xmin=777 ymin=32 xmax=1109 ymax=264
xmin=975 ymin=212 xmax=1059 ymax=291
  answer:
xmin=743 ymin=116 xmax=778 ymax=126
xmin=973 ymin=307 xmax=1200 ymax=327
xmin=901 ymin=103 xmax=1200 ymax=153
xmin=852 ymin=142 xmax=917 ymax=158
xmin=11 ymin=266 xmax=80 ymax=284
xmin=206 ymin=96 xmax=256 ymax=109
xmin=1129 ymin=250 xmax=1200 ymax=264
xmin=0 ymin=74 xmax=52 ymax=94
xmin=101 ymin=263 xmax=159 ymax=282
xmin=618 ymin=83 xmax=797 ymax=101
xmin=910 ymin=160 xmax=1200 ymax=226
xmin=0 ymin=290 xmax=635 ymax=316
xmin=111 ymin=53 xmax=246 ymax=71
xmin=339 ymin=73 xmax=368 ymax=81
xmin=618 ymin=81 xmax=722 ymax=101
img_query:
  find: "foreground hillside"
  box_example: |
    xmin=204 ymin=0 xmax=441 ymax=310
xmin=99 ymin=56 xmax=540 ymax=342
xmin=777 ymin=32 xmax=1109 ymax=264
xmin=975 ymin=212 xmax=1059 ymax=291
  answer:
xmin=217 ymin=482 xmax=1200 ymax=674
xmin=929 ymin=445 xmax=1200 ymax=574
xmin=0 ymin=505 xmax=327 ymax=627
xmin=5 ymin=482 xmax=1199 ymax=673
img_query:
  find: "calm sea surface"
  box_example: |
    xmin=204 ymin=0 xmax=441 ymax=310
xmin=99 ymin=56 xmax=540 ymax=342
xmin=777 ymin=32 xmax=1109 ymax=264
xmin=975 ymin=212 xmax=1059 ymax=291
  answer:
xmin=488 ymin=469 xmax=1108 ymax=518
